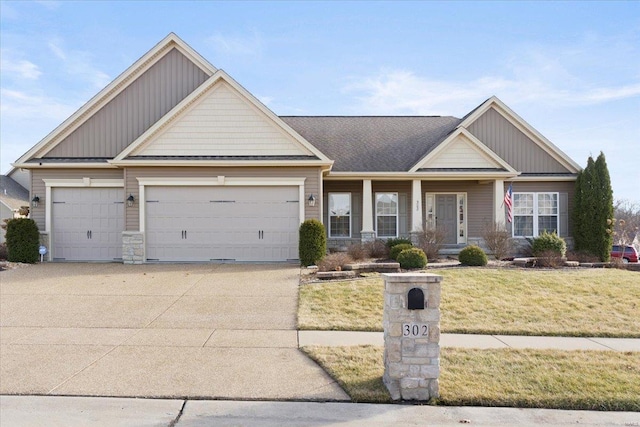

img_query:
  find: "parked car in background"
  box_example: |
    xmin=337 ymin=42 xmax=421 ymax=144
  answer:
xmin=610 ymin=245 xmax=639 ymax=263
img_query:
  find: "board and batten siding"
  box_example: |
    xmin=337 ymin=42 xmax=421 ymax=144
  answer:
xmin=138 ymin=82 xmax=313 ymax=157
xmin=507 ymin=181 xmax=575 ymax=237
xmin=422 ymin=180 xmax=493 ymax=239
xmin=45 ymin=48 xmax=209 ymax=159
xmin=124 ymin=166 xmax=321 ymax=231
xmin=30 ymin=169 xmax=124 ymax=231
xmin=467 ymin=108 xmax=570 ymax=173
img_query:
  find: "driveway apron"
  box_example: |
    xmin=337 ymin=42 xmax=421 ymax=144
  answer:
xmin=0 ymin=263 xmax=348 ymax=401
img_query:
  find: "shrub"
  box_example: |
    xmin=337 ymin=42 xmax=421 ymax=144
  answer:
xmin=534 ymin=250 xmax=565 ymax=268
xmin=418 ymin=227 xmax=446 ymax=260
xmin=5 ymin=218 xmax=40 ymax=263
xmin=347 ymin=243 xmax=370 ymax=260
xmin=0 ymin=243 xmax=8 ymax=260
xmin=482 ymin=222 xmax=514 ymax=260
xmin=566 ymin=250 xmax=600 ymax=263
xmin=458 ymin=245 xmax=488 ymax=266
xmin=390 ymin=243 xmax=413 ymax=260
xmin=299 ymin=219 xmax=326 ymax=267
xmin=317 ymin=252 xmax=354 ymax=272
xmin=385 ymin=237 xmax=412 ymax=249
xmin=397 ymin=248 xmax=427 ymax=269
xmin=531 ymin=230 xmax=566 ymax=258
xmin=364 ymin=239 xmax=389 ymax=259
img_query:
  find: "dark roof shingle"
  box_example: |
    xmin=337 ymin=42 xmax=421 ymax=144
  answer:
xmin=281 ymin=116 xmax=461 ymax=172
xmin=0 ymin=176 xmax=29 ymax=210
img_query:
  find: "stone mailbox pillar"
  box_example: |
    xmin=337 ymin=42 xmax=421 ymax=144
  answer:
xmin=382 ymin=273 xmax=442 ymax=401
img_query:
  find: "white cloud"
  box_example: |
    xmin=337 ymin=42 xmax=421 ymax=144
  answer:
xmin=207 ymin=31 xmax=264 ymax=56
xmin=0 ymin=88 xmax=78 ymax=121
xmin=0 ymin=56 xmax=42 ymax=80
xmin=46 ymin=38 xmax=111 ymax=90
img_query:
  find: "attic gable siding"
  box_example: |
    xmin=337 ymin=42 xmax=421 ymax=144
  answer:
xmin=137 ymin=82 xmax=314 ymax=157
xmin=467 ymin=108 xmax=570 ymax=173
xmin=45 ymin=48 xmax=208 ymax=159
xmin=427 ymin=134 xmax=497 ymax=169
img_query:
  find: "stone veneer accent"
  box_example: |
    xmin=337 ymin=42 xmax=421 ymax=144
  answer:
xmin=122 ymin=231 xmax=144 ymax=264
xmin=383 ymin=273 xmax=442 ymax=401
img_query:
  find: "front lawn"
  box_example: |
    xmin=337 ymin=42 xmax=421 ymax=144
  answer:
xmin=298 ymin=268 xmax=640 ymax=337
xmin=303 ymin=345 xmax=640 ymax=411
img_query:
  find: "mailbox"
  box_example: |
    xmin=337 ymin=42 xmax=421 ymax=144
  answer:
xmin=407 ymin=287 xmax=425 ymax=310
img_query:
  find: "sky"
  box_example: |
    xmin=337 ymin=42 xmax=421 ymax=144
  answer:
xmin=1 ymin=1 xmax=638 ymax=202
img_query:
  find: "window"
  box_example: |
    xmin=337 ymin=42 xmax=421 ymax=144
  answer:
xmin=375 ymin=192 xmax=398 ymax=237
xmin=328 ymin=193 xmax=351 ymax=237
xmin=513 ymin=192 xmax=558 ymax=237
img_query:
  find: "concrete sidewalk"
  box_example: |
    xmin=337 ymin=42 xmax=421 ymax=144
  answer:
xmin=298 ymin=330 xmax=640 ymax=351
xmin=2 ymin=396 xmax=639 ymax=427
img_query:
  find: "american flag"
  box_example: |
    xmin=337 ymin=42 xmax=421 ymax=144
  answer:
xmin=504 ymin=183 xmax=513 ymax=223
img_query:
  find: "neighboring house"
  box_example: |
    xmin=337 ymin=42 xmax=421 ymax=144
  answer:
xmin=0 ymin=175 xmax=30 ymax=244
xmin=12 ymin=33 xmax=581 ymax=263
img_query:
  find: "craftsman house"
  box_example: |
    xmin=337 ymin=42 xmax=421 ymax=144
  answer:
xmin=13 ymin=33 xmax=580 ymax=263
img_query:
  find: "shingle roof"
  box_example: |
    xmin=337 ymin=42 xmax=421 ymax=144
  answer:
xmin=0 ymin=176 xmax=29 ymax=210
xmin=125 ymin=155 xmax=319 ymax=161
xmin=280 ymin=116 xmax=461 ymax=172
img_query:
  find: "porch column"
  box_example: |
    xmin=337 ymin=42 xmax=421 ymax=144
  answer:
xmin=410 ymin=179 xmax=423 ymax=244
xmin=494 ymin=179 xmax=506 ymax=225
xmin=361 ymin=179 xmax=375 ymax=241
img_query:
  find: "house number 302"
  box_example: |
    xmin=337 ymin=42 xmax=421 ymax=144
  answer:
xmin=402 ymin=323 xmax=429 ymax=337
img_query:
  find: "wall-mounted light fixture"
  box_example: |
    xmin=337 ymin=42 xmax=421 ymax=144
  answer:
xmin=31 ymin=195 xmax=40 ymax=208
xmin=127 ymin=194 xmax=135 ymax=207
xmin=308 ymin=194 xmax=316 ymax=207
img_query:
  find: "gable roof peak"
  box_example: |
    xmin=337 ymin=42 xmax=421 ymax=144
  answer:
xmin=14 ymin=33 xmax=217 ymax=167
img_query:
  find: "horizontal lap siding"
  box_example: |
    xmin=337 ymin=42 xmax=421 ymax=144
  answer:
xmin=124 ymin=166 xmax=321 ymax=231
xmin=422 ymin=180 xmax=493 ymax=238
xmin=31 ymin=169 xmax=124 ymax=231
xmin=507 ymin=181 xmax=575 ymax=237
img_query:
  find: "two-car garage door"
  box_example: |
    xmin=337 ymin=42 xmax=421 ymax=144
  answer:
xmin=145 ymin=186 xmax=300 ymax=262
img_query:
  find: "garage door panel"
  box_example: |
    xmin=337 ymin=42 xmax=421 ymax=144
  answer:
xmin=52 ymin=188 xmax=124 ymax=261
xmin=145 ymin=186 xmax=299 ymax=262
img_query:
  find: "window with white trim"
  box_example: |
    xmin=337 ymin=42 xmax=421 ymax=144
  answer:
xmin=513 ymin=192 xmax=559 ymax=237
xmin=375 ymin=192 xmax=398 ymax=237
xmin=328 ymin=193 xmax=351 ymax=238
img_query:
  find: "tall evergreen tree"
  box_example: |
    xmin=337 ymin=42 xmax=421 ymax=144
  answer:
xmin=594 ymin=152 xmax=614 ymax=261
xmin=571 ymin=152 xmax=614 ymax=261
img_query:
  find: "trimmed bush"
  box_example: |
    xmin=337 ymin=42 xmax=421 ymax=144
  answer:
xmin=390 ymin=243 xmax=413 ymax=261
xmin=299 ymin=219 xmax=326 ymax=267
xmin=397 ymin=248 xmax=427 ymax=269
xmin=5 ymin=218 xmax=40 ymax=263
xmin=317 ymin=252 xmax=353 ymax=272
xmin=385 ymin=237 xmax=412 ymax=249
xmin=0 ymin=243 xmax=8 ymax=260
xmin=458 ymin=245 xmax=488 ymax=266
xmin=532 ymin=230 xmax=566 ymax=258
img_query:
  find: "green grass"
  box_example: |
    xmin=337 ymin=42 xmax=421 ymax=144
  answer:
xmin=303 ymin=345 xmax=640 ymax=411
xmin=298 ymin=268 xmax=640 ymax=337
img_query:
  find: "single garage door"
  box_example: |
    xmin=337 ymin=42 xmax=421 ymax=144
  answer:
xmin=145 ymin=186 xmax=299 ymax=262
xmin=51 ymin=188 xmax=124 ymax=261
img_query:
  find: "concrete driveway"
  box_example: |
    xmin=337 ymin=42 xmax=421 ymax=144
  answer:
xmin=0 ymin=263 xmax=348 ymax=401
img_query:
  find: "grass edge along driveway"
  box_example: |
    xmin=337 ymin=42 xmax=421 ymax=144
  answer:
xmin=302 ymin=345 xmax=640 ymax=411
xmin=298 ymin=268 xmax=640 ymax=338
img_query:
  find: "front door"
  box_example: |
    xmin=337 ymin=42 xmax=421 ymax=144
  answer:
xmin=436 ymin=194 xmax=457 ymax=244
